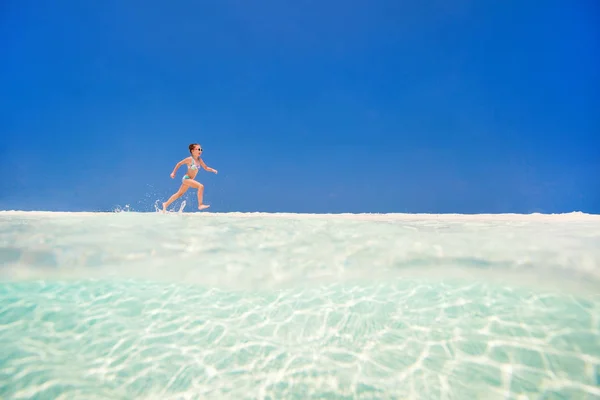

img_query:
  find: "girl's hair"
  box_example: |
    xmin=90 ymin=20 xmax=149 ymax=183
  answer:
xmin=188 ymin=143 xmax=200 ymax=154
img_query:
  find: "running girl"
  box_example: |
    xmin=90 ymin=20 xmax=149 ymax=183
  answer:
xmin=162 ymin=143 xmax=218 ymax=212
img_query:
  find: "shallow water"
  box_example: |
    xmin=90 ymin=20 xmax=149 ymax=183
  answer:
xmin=1 ymin=211 xmax=599 ymax=399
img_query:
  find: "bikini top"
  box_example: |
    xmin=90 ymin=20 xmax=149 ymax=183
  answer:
xmin=189 ymin=157 xmax=201 ymax=170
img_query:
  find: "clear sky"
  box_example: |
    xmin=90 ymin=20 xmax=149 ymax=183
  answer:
xmin=1 ymin=0 xmax=598 ymax=213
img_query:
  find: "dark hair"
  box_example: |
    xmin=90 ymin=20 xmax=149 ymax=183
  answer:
xmin=189 ymin=143 xmax=200 ymax=154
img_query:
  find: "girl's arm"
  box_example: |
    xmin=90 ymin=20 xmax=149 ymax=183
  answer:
xmin=199 ymin=158 xmax=218 ymax=174
xmin=170 ymin=157 xmax=190 ymax=178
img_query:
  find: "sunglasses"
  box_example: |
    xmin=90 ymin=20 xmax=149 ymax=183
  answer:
xmin=196 ymin=147 xmax=203 ymax=151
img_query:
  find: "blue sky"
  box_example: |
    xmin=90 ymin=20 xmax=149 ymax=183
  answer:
xmin=1 ymin=0 xmax=598 ymax=213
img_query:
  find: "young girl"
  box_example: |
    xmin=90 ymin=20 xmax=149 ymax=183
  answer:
xmin=162 ymin=143 xmax=218 ymax=212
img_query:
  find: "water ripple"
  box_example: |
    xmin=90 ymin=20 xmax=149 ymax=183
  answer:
xmin=0 ymin=280 xmax=599 ymax=399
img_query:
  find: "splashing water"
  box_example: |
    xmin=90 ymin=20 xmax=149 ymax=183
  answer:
xmin=151 ymin=200 xmax=187 ymax=214
xmin=0 ymin=211 xmax=599 ymax=399
xmin=113 ymin=204 xmax=131 ymax=213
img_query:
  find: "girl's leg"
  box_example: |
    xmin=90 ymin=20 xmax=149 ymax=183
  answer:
xmin=162 ymin=184 xmax=189 ymax=211
xmin=181 ymin=179 xmax=210 ymax=210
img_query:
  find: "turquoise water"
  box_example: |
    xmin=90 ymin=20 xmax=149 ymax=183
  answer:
xmin=1 ymin=211 xmax=599 ymax=399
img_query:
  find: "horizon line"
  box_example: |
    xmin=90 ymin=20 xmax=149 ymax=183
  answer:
xmin=1 ymin=210 xmax=599 ymax=221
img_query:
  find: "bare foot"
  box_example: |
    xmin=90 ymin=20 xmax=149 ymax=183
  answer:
xmin=162 ymin=203 xmax=167 ymax=213
xmin=198 ymin=204 xmax=210 ymax=210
